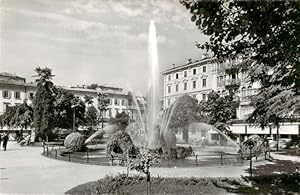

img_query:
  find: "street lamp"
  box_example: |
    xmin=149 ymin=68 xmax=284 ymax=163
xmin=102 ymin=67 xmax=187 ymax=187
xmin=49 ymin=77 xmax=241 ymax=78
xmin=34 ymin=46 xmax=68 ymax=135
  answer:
xmin=71 ymin=97 xmax=81 ymax=132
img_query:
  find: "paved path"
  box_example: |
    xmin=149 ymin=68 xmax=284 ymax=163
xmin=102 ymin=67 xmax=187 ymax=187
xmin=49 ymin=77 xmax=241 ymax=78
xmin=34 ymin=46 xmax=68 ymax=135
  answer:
xmin=0 ymin=142 xmax=252 ymax=194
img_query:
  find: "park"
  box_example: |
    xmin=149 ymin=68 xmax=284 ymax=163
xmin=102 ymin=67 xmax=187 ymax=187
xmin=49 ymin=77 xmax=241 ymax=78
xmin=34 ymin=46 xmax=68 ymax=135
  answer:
xmin=1 ymin=0 xmax=300 ymax=194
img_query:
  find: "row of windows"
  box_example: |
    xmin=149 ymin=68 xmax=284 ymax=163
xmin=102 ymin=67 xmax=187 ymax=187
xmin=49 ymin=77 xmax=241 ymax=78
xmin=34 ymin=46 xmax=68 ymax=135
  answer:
xmin=107 ymin=98 xmax=127 ymax=106
xmin=167 ymin=79 xmax=207 ymax=93
xmin=166 ymin=93 xmax=207 ymax=106
xmin=168 ymin=66 xmax=207 ymax=81
xmin=2 ymin=91 xmax=21 ymax=99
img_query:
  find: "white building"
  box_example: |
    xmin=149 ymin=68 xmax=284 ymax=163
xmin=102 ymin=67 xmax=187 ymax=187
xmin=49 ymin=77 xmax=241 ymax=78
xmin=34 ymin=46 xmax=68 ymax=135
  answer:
xmin=0 ymin=72 xmax=133 ymax=130
xmin=162 ymin=57 xmax=300 ymax=139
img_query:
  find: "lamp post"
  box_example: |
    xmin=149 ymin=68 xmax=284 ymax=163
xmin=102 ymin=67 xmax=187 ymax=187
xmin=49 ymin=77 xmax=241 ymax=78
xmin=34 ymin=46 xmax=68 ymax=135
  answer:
xmin=245 ymin=139 xmax=255 ymax=177
xmin=71 ymin=97 xmax=81 ymax=132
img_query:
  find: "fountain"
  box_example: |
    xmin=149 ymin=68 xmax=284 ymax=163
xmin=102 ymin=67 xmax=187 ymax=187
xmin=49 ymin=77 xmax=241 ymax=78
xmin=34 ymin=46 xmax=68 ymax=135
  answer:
xmin=125 ymin=20 xmax=240 ymax=156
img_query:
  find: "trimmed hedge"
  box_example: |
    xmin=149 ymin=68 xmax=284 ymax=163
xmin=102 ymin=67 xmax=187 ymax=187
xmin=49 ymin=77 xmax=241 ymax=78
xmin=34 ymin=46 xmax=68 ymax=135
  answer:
xmin=64 ymin=132 xmax=85 ymax=152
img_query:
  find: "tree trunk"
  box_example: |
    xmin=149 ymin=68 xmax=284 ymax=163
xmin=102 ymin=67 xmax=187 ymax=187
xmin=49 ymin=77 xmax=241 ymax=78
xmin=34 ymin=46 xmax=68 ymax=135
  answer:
xmin=183 ymin=130 xmax=188 ymax=143
xmin=276 ymin=125 xmax=280 ymax=151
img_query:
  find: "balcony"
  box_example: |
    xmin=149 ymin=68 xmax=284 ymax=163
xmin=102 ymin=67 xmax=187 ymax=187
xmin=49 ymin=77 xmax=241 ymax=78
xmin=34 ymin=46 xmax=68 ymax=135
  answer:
xmin=223 ymin=61 xmax=240 ymax=73
xmin=225 ymin=78 xmax=241 ymax=87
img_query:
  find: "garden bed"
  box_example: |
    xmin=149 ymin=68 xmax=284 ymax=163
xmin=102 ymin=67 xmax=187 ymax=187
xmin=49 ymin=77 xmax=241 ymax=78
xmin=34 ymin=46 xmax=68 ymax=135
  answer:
xmin=65 ymin=173 xmax=300 ymax=195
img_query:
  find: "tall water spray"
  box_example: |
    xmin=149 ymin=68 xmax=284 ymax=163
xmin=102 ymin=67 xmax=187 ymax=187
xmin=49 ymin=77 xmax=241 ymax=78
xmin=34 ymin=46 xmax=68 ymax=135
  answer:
xmin=147 ymin=20 xmax=160 ymax=148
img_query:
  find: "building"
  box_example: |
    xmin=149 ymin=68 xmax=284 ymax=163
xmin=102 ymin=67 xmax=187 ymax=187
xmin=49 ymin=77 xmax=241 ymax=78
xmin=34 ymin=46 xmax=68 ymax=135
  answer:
xmin=0 ymin=72 xmax=133 ymax=130
xmin=162 ymin=57 xmax=300 ymax=139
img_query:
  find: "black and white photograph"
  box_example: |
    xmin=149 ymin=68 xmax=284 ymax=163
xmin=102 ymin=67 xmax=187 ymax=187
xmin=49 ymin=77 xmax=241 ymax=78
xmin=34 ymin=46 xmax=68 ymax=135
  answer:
xmin=0 ymin=0 xmax=300 ymax=194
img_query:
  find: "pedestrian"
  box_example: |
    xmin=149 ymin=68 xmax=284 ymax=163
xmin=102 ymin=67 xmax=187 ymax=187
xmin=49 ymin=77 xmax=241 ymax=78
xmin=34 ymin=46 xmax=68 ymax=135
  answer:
xmin=2 ymin=132 xmax=9 ymax=151
xmin=0 ymin=133 xmax=2 ymax=148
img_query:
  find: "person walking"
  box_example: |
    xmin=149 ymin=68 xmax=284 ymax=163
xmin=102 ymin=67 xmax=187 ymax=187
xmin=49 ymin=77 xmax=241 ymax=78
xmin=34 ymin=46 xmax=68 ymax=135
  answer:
xmin=2 ymin=132 xmax=9 ymax=151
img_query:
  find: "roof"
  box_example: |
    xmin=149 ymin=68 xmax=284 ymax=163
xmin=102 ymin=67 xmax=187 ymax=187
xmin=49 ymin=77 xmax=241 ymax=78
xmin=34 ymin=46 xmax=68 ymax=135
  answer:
xmin=162 ymin=57 xmax=217 ymax=75
xmin=0 ymin=79 xmax=35 ymax=87
xmin=0 ymin=72 xmax=26 ymax=80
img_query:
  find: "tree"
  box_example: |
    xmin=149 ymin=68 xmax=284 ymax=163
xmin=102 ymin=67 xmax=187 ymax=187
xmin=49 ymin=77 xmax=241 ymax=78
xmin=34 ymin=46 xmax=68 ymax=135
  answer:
xmin=181 ymin=1 xmax=300 ymax=137
xmin=84 ymin=94 xmax=94 ymax=106
xmin=86 ymin=83 xmax=99 ymax=90
xmin=10 ymin=100 xmax=33 ymax=135
xmin=70 ymin=96 xmax=86 ymax=131
xmin=0 ymin=106 xmax=18 ymax=128
xmin=129 ymin=148 xmax=159 ymax=195
xmin=85 ymin=106 xmax=98 ymax=130
xmin=33 ymin=67 xmax=55 ymax=141
xmin=167 ymin=95 xmax=202 ymax=143
xmin=199 ymin=91 xmax=239 ymax=136
xmin=97 ymin=92 xmax=109 ymax=129
xmin=108 ymin=111 xmax=130 ymax=130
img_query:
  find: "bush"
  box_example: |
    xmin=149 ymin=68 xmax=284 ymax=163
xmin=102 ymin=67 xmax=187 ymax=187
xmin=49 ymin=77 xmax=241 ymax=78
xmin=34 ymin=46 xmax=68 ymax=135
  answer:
xmin=106 ymin=130 xmax=138 ymax=159
xmin=64 ymin=132 xmax=85 ymax=152
xmin=176 ymin=146 xmax=194 ymax=159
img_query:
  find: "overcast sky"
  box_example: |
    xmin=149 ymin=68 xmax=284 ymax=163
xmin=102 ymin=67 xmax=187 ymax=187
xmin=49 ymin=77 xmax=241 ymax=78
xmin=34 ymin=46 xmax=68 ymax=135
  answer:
xmin=0 ymin=0 xmax=207 ymax=95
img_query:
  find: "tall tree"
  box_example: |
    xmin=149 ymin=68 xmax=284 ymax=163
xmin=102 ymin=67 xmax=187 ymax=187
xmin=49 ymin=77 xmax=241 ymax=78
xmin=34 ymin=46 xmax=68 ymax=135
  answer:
xmin=10 ymin=100 xmax=33 ymax=135
xmin=33 ymin=67 xmax=55 ymax=141
xmin=181 ymin=1 xmax=300 ymax=133
xmin=85 ymin=105 xmax=98 ymax=130
xmin=108 ymin=111 xmax=130 ymax=130
xmin=97 ymin=92 xmax=109 ymax=129
xmin=199 ymin=91 xmax=239 ymax=136
xmin=167 ymin=95 xmax=202 ymax=143
xmin=70 ymin=96 xmax=86 ymax=131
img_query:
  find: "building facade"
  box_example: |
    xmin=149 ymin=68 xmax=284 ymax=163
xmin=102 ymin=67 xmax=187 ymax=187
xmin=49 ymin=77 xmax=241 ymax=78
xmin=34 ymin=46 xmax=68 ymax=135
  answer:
xmin=162 ymin=57 xmax=300 ymax=138
xmin=0 ymin=72 xmax=132 ymax=130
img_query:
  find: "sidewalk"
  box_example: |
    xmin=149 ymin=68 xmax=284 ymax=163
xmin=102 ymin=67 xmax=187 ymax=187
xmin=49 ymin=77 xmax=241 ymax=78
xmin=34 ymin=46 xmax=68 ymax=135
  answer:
xmin=0 ymin=142 xmax=250 ymax=194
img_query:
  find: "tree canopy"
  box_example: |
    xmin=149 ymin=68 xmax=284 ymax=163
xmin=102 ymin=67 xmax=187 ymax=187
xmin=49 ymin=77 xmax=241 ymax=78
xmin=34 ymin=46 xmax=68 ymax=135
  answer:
xmin=199 ymin=91 xmax=239 ymax=134
xmin=108 ymin=111 xmax=130 ymax=130
xmin=167 ymin=95 xmax=203 ymax=142
xmin=181 ymin=0 xmax=300 ymax=128
xmin=33 ymin=67 xmax=56 ymax=140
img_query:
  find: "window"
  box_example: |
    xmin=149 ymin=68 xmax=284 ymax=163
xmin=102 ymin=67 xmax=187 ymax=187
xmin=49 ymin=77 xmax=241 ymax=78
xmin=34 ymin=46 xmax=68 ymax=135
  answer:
xmin=109 ymin=109 xmax=112 ymax=117
xmin=121 ymin=99 xmax=125 ymax=106
xmin=114 ymin=99 xmax=119 ymax=105
xmin=168 ymin=75 xmax=171 ymax=81
xmin=184 ymin=71 xmax=187 ymax=77
xmin=168 ymin=86 xmax=171 ymax=93
xmin=247 ymin=86 xmax=252 ymax=96
xmin=3 ymin=103 xmax=10 ymax=112
xmin=184 ymin=83 xmax=187 ymax=90
xmin=176 ymin=73 xmax=179 ymax=79
xmin=202 ymin=94 xmax=206 ymax=101
xmin=203 ymin=66 xmax=206 ymax=73
xmin=241 ymin=87 xmax=246 ymax=98
xmin=167 ymin=98 xmax=171 ymax=105
xmin=175 ymin=84 xmax=179 ymax=92
xmin=2 ymin=91 xmax=10 ymax=99
xmin=14 ymin=91 xmax=20 ymax=99
xmin=220 ymin=76 xmax=224 ymax=85
xmin=29 ymin=93 xmax=34 ymax=99
xmin=193 ymin=81 xmax=196 ymax=89
xmin=193 ymin=69 xmax=197 ymax=75
xmin=202 ymin=79 xmax=207 ymax=87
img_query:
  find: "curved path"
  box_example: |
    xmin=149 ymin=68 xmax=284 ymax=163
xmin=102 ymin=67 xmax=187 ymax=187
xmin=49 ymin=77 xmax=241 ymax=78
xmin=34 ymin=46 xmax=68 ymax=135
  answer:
xmin=0 ymin=142 xmax=251 ymax=194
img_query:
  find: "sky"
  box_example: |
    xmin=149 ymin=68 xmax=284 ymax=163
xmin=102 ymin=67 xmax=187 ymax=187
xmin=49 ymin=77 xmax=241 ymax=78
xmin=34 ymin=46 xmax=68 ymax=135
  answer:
xmin=0 ymin=0 xmax=208 ymax=95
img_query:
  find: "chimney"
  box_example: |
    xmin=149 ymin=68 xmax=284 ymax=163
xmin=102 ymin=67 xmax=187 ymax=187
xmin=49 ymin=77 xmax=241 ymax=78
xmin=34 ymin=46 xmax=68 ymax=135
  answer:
xmin=172 ymin=64 xmax=175 ymax=68
xmin=187 ymin=58 xmax=192 ymax=64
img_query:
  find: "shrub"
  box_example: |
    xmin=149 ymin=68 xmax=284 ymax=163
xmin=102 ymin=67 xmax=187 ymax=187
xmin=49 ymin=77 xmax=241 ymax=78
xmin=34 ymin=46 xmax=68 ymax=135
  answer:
xmin=239 ymin=135 xmax=269 ymax=157
xmin=64 ymin=132 xmax=85 ymax=152
xmin=106 ymin=130 xmax=137 ymax=159
xmin=176 ymin=146 xmax=194 ymax=159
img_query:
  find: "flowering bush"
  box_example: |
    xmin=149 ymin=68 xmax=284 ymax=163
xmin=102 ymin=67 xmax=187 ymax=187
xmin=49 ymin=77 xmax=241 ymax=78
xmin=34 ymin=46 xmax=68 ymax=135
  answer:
xmin=129 ymin=148 xmax=159 ymax=175
xmin=64 ymin=132 xmax=85 ymax=152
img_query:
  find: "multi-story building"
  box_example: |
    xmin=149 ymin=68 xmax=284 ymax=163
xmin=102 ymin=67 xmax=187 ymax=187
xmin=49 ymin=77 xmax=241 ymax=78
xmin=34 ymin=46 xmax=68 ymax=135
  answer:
xmin=162 ymin=56 xmax=300 ymax=139
xmin=0 ymin=72 xmax=132 ymax=130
